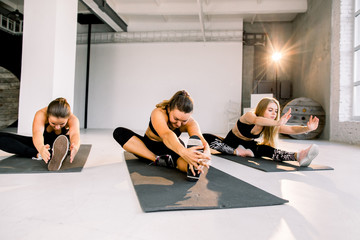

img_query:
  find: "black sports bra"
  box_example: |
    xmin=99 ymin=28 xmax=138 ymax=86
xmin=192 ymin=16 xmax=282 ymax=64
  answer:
xmin=236 ymin=120 xmax=263 ymax=139
xmin=149 ymin=108 xmax=182 ymax=137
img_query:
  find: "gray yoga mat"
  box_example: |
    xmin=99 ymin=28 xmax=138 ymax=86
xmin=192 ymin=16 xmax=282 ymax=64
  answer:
xmin=217 ymin=154 xmax=334 ymax=172
xmin=125 ymin=152 xmax=288 ymax=212
xmin=0 ymin=144 xmax=92 ymax=173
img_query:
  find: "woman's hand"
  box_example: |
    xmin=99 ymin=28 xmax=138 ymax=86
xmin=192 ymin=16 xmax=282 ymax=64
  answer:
xmin=278 ymin=108 xmax=292 ymax=126
xmin=40 ymin=144 xmax=51 ymax=163
xmin=69 ymin=143 xmax=78 ymax=163
xmin=307 ymin=115 xmax=319 ymax=131
xmin=181 ymin=146 xmax=211 ymax=175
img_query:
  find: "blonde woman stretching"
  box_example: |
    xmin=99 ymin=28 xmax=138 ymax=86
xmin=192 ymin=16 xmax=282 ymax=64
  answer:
xmin=204 ymin=97 xmax=319 ymax=167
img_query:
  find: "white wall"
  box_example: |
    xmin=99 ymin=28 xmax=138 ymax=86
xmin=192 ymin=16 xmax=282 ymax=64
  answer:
xmin=74 ymin=42 xmax=243 ymax=134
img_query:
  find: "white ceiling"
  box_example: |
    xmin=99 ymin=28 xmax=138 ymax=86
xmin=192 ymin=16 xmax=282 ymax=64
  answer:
xmin=80 ymin=0 xmax=307 ymax=32
xmin=1 ymin=0 xmax=308 ymax=33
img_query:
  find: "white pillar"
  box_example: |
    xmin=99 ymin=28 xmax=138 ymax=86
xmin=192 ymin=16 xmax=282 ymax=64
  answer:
xmin=18 ymin=0 xmax=78 ymax=134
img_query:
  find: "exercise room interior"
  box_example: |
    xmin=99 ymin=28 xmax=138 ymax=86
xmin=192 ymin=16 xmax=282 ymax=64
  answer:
xmin=1 ymin=0 xmax=360 ymax=239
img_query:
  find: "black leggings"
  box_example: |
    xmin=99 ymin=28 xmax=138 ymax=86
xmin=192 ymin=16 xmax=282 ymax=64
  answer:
xmin=0 ymin=131 xmax=69 ymax=158
xmin=223 ymin=131 xmax=275 ymax=158
xmin=204 ymin=131 xmax=296 ymax=162
xmin=113 ymin=127 xmax=182 ymax=166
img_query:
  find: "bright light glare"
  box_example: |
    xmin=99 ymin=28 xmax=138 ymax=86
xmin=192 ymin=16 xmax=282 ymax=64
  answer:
xmin=272 ymin=52 xmax=282 ymax=62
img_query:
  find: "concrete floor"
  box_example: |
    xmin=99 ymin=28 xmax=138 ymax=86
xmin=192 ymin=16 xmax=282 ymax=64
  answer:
xmin=0 ymin=129 xmax=360 ymax=240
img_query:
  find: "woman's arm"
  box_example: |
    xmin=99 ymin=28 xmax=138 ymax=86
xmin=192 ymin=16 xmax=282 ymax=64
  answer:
xmin=279 ymin=115 xmax=319 ymax=135
xmin=151 ymin=108 xmax=186 ymax=154
xmin=32 ymin=108 xmax=51 ymax=162
xmin=241 ymin=109 xmax=291 ymax=127
xmin=67 ymin=114 xmax=81 ymax=163
xmin=151 ymin=109 xmax=209 ymax=169
xmin=183 ymin=118 xmax=211 ymax=159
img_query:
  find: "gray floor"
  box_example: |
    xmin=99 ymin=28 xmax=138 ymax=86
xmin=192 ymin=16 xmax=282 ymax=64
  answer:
xmin=1 ymin=129 xmax=360 ymax=240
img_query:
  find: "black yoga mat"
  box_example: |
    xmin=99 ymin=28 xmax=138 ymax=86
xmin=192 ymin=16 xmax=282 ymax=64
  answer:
xmin=0 ymin=144 xmax=92 ymax=174
xmin=217 ymin=154 xmax=334 ymax=172
xmin=125 ymin=152 xmax=288 ymax=212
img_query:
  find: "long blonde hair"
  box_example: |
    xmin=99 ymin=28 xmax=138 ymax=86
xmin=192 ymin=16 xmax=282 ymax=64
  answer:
xmin=254 ymin=97 xmax=280 ymax=148
xmin=156 ymin=90 xmax=194 ymax=113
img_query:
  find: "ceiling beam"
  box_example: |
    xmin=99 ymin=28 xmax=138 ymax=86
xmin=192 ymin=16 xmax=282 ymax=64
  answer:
xmin=80 ymin=0 xmax=127 ymax=32
xmin=115 ymin=0 xmax=307 ymax=16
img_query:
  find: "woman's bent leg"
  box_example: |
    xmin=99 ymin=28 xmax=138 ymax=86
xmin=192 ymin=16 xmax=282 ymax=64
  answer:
xmin=113 ymin=127 xmax=157 ymax=161
xmin=203 ymin=133 xmax=235 ymax=155
xmin=0 ymin=132 xmax=37 ymax=158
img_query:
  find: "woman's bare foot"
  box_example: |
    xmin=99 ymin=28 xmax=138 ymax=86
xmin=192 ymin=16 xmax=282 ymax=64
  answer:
xmin=235 ymin=145 xmax=254 ymax=157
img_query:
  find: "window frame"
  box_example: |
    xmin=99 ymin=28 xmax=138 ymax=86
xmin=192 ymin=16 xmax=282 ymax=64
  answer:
xmin=354 ymin=2 xmax=360 ymax=120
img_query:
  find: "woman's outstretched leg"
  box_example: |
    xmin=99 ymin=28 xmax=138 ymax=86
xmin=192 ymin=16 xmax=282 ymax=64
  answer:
xmin=0 ymin=132 xmax=37 ymax=158
xmin=257 ymin=144 xmax=319 ymax=167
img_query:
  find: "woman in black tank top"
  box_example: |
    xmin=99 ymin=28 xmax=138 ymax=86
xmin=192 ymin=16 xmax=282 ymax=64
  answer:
xmin=113 ymin=90 xmax=211 ymax=180
xmin=0 ymin=98 xmax=80 ymax=168
xmin=204 ymin=97 xmax=320 ymax=167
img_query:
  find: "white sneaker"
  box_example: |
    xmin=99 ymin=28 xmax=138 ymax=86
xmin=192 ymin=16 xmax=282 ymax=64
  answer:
xmin=299 ymin=144 xmax=319 ymax=167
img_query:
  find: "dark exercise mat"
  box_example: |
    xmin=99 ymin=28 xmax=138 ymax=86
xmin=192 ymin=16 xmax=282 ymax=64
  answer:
xmin=0 ymin=144 xmax=92 ymax=174
xmin=217 ymin=154 xmax=334 ymax=172
xmin=124 ymin=152 xmax=288 ymax=212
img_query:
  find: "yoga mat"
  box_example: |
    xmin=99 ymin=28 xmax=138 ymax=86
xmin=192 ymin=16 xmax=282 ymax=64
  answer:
xmin=0 ymin=144 xmax=92 ymax=174
xmin=217 ymin=154 xmax=334 ymax=172
xmin=125 ymin=152 xmax=288 ymax=212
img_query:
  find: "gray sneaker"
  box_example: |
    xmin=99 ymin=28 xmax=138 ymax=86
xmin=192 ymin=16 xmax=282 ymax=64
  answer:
xmin=154 ymin=154 xmax=175 ymax=168
xmin=186 ymin=135 xmax=203 ymax=182
xmin=48 ymin=135 xmax=69 ymax=171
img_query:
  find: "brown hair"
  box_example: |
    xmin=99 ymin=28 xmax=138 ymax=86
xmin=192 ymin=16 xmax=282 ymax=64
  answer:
xmin=254 ymin=97 xmax=280 ymax=147
xmin=47 ymin=97 xmax=71 ymax=118
xmin=156 ymin=90 xmax=194 ymax=113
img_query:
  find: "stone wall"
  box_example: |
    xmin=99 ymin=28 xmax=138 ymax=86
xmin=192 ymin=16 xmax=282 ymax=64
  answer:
xmin=0 ymin=66 xmax=20 ymax=129
xmin=291 ymin=0 xmax=332 ymax=139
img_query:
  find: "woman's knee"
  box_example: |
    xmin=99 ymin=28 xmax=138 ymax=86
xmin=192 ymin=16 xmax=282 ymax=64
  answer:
xmin=113 ymin=127 xmax=135 ymax=147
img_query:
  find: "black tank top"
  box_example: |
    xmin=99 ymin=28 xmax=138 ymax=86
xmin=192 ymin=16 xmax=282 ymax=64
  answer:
xmin=43 ymin=123 xmax=69 ymax=146
xmin=236 ymin=120 xmax=263 ymax=139
xmin=149 ymin=108 xmax=182 ymax=137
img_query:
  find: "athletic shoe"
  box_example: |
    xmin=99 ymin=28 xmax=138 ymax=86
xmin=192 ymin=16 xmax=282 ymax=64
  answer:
xmin=32 ymin=155 xmax=43 ymax=161
xmin=187 ymin=135 xmax=203 ymax=151
xmin=187 ymin=165 xmax=202 ymax=182
xmin=154 ymin=154 xmax=175 ymax=168
xmin=299 ymin=144 xmax=319 ymax=167
xmin=48 ymin=135 xmax=69 ymax=171
xmin=186 ymin=135 xmax=203 ymax=182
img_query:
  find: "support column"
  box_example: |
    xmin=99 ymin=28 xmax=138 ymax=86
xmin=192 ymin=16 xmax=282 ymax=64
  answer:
xmin=18 ymin=0 xmax=78 ymax=134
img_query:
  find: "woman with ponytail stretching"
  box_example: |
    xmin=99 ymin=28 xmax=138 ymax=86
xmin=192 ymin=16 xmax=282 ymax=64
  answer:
xmin=0 ymin=98 xmax=80 ymax=171
xmin=113 ymin=90 xmax=211 ymax=181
